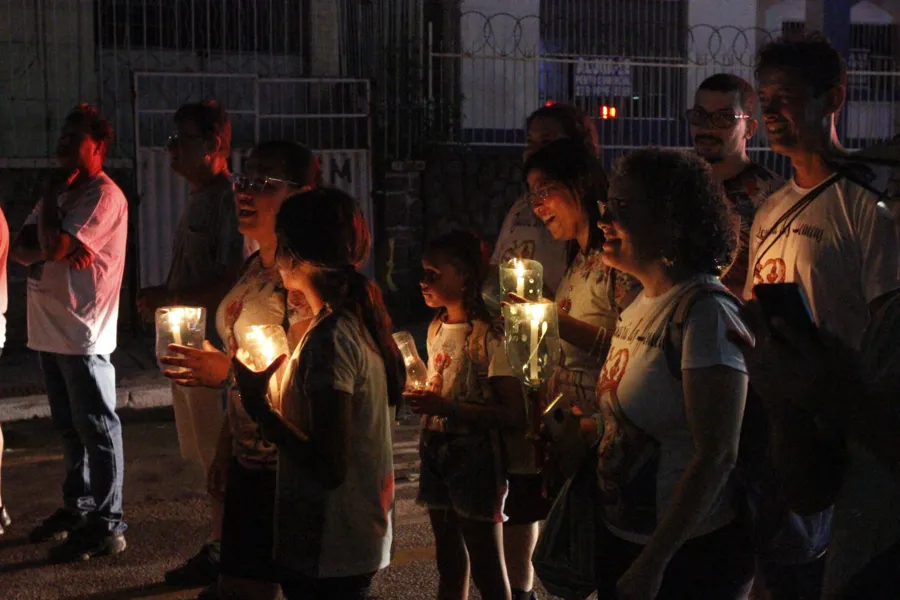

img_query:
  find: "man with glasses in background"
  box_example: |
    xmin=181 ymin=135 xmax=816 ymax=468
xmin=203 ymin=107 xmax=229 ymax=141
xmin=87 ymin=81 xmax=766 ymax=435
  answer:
xmin=688 ymin=73 xmax=783 ymax=295
xmin=136 ymin=100 xmax=245 ymax=592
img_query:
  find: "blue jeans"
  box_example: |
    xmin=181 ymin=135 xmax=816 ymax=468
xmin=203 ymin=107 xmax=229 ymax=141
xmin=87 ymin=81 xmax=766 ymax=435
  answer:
xmin=39 ymin=352 xmax=125 ymax=533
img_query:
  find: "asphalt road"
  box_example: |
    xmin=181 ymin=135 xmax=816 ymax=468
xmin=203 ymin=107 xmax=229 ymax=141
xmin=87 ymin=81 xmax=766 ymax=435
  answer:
xmin=0 ymin=408 xmax=556 ymax=600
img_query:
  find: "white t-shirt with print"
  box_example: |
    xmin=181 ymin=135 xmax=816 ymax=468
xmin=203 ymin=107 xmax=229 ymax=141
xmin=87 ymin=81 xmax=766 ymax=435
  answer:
xmin=554 ymin=249 xmax=641 ymax=375
xmin=275 ymin=309 xmax=393 ymax=578
xmin=595 ymin=275 xmax=750 ymax=545
xmin=25 ymin=172 xmax=128 ymax=355
xmin=743 ymin=176 xmax=900 ymax=348
xmin=491 ymin=194 xmax=568 ymax=294
xmin=424 ymin=319 xmax=514 ymax=432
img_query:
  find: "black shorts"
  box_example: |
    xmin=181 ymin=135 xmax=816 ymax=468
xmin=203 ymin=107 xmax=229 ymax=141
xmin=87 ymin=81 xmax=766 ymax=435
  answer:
xmin=220 ymin=459 xmax=277 ymax=581
xmin=503 ymin=473 xmax=553 ymax=525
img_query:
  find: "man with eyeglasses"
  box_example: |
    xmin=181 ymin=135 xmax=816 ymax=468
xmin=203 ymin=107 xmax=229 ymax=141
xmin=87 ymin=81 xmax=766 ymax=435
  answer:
xmin=136 ymin=100 xmax=245 ymax=591
xmin=687 ymin=73 xmax=783 ymax=295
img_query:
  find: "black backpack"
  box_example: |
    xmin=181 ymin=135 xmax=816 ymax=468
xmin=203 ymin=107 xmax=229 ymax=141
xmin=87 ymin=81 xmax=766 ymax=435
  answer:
xmin=663 ymin=281 xmax=831 ymax=564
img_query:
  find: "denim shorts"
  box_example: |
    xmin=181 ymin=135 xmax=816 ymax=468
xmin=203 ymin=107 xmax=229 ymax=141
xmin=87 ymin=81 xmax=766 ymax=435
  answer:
xmin=416 ymin=430 xmax=508 ymax=523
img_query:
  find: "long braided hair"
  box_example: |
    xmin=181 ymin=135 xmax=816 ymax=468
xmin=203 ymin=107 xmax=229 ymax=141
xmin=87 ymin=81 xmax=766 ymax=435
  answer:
xmin=276 ymin=187 xmax=405 ymax=406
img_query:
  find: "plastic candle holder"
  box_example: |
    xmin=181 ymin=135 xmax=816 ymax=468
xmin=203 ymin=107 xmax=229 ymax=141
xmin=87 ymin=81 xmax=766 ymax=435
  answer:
xmin=499 ymin=258 xmax=543 ymax=302
xmin=237 ymin=325 xmax=290 ymax=372
xmin=392 ymin=331 xmax=428 ymax=392
xmin=155 ymin=306 xmax=207 ymax=372
xmin=502 ymin=301 xmax=560 ymax=389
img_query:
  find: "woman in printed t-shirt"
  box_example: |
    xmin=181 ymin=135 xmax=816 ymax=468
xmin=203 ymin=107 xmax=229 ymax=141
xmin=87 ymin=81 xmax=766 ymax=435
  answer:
xmin=160 ymin=141 xmax=319 ymax=600
xmin=232 ymin=187 xmax=403 ymax=600
xmin=590 ymin=148 xmax=754 ymax=599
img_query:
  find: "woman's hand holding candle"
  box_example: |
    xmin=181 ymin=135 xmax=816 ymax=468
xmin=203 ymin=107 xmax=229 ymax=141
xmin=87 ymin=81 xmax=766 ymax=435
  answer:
xmin=160 ymin=341 xmax=231 ymax=387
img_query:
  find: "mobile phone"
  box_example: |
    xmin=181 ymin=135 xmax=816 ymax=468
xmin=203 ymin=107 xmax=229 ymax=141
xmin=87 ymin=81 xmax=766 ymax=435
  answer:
xmin=752 ymin=283 xmax=818 ymax=337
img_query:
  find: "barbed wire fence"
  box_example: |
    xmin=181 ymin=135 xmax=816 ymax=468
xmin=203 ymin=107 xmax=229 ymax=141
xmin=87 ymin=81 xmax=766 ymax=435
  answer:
xmin=425 ymin=11 xmax=900 ymax=176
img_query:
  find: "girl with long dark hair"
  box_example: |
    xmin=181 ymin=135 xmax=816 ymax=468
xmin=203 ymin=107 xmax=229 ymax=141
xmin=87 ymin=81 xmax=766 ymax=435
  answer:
xmin=231 ymin=187 xmax=402 ymax=600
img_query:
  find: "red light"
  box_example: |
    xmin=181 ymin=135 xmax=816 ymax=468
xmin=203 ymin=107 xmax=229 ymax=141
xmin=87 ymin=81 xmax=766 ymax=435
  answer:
xmin=545 ymin=100 xmax=555 ymax=107
xmin=600 ymin=105 xmax=617 ymax=119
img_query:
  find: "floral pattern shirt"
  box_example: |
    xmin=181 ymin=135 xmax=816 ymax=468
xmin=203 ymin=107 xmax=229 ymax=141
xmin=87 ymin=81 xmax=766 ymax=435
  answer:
xmin=215 ymin=252 xmax=313 ymax=470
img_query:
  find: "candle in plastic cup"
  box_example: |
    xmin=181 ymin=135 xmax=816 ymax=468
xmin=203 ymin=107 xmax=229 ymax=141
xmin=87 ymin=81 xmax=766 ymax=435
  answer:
xmin=502 ymin=301 xmax=560 ymax=389
xmin=500 ymin=258 xmax=543 ymax=302
xmin=239 ymin=325 xmax=290 ymax=372
xmin=155 ymin=306 xmax=207 ymax=372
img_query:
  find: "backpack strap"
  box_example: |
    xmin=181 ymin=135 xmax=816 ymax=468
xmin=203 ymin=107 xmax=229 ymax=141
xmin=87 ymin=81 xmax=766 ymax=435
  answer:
xmin=664 ymin=282 xmax=742 ymax=381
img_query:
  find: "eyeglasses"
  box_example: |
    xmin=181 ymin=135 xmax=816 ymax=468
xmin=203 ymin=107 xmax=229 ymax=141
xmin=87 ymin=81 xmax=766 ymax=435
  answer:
xmin=165 ymin=132 xmax=205 ymax=148
xmin=597 ymin=197 xmax=627 ymax=222
xmin=230 ymin=174 xmax=303 ymax=193
xmin=685 ymin=108 xmax=750 ymax=129
xmin=527 ymin=185 xmax=559 ymax=206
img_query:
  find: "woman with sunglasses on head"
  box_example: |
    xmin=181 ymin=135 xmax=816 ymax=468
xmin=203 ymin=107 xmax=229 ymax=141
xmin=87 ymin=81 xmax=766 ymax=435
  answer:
xmin=588 ymin=148 xmax=753 ymax=599
xmin=520 ymin=139 xmax=641 ymax=437
xmin=160 ymin=140 xmax=319 ymax=600
xmin=492 ymin=104 xmax=607 ymax=600
xmin=230 ymin=188 xmax=402 ymax=600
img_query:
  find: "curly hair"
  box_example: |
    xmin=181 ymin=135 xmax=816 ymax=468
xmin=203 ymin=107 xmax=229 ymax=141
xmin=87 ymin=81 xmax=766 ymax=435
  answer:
xmin=523 ymin=138 xmax=609 ymax=266
xmin=756 ymin=31 xmax=846 ymax=96
xmin=423 ymin=230 xmax=491 ymax=324
xmin=526 ymin=103 xmax=600 ymax=157
xmin=610 ymin=148 xmax=735 ymax=276
xmin=65 ymin=104 xmax=113 ymax=151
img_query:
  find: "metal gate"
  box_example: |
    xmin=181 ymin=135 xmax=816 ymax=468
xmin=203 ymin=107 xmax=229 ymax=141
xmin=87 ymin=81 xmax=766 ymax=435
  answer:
xmin=133 ymin=72 xmax=374 ymax=287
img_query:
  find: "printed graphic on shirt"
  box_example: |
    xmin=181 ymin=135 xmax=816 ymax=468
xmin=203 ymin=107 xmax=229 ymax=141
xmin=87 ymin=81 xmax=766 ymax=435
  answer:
xmin=492 ymin=195 xmax=568 ymax=293
xmin=595 ymin=345 xmax=660 ymax=536
xmin=721 ymin=162 xmax=784 ymax=292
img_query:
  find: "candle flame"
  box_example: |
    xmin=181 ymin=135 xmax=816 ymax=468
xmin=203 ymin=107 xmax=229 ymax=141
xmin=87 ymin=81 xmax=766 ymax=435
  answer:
xmin=527 ymin=302 xmax=546 ymax=322
xmin=514 ymin=259 xmax=525 ymax=277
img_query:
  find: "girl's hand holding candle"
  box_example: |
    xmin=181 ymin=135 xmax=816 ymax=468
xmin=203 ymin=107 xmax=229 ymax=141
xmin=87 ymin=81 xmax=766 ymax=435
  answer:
xmin=231 ymin=350 xmax=288 ymax=422
xmin=160 ymin=341 xmax=231 ymax=387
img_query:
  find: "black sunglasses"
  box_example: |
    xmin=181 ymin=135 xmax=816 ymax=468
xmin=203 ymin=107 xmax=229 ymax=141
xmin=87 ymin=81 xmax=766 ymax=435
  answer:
xmin=686 ymin=107 xmax=750 ymax=129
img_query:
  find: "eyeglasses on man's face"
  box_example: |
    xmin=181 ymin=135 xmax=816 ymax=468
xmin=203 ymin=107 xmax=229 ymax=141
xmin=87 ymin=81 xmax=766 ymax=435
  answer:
xmin=686 ymin=107 xmax=750 ymax=129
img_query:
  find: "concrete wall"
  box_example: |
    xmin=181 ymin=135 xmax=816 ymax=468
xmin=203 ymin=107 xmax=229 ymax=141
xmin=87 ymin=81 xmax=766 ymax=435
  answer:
xmin=0 ymin=0 xmax=98 ymax=158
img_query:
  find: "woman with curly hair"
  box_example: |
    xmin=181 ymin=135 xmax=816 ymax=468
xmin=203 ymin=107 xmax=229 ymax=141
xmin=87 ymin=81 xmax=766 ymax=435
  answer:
xmin=587 ymin=148 xmax=755 ymax=599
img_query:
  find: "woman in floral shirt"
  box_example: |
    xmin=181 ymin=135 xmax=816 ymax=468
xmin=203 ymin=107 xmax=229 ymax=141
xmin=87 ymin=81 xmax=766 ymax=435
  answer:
xmin=161 ymin=140 xmax=319 ymax=600
xmin=523 ymin=139 xmax=641 ymax=418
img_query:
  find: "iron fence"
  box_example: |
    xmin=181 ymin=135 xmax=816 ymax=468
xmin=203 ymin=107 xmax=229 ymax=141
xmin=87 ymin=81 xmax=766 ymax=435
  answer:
xmin=426 ymin=10 xmax=900 ymax=177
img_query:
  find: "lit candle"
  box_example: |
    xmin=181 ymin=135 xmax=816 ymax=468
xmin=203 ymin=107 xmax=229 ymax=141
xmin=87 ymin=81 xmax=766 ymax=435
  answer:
xmin=167 ymin=309 xmax=184 ymax=346
xmin=528 ymin=303 xmax=545 ymax=382
xmin=515 ymin=259 xmax=526 ymax=299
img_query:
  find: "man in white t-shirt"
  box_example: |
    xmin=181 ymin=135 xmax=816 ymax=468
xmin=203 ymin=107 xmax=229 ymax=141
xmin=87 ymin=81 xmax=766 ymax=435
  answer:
xmin=745 ymin=32 xmax=900 ymax=598
xmin=10 ymin=104 xmax=128 ymax=562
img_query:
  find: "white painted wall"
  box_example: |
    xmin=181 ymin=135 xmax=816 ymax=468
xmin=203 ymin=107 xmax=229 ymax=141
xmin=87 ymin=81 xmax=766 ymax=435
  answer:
xmin=459 ymin=0 xmax=541 ymax=132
